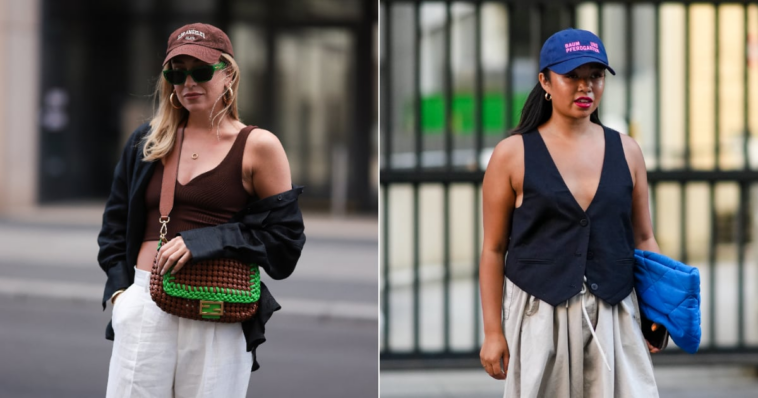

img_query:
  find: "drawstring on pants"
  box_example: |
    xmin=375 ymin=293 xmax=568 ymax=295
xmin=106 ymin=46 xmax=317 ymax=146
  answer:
xmin=572 ymin=276 xmax=612 ymax=372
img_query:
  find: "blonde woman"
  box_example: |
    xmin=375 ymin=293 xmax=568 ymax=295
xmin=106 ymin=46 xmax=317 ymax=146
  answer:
xmin=98 ymin=23 xmax=305 ymax=397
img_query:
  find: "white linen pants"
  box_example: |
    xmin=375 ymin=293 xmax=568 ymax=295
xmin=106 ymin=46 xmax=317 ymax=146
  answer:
xmin=106 ymin=267 xmax=253 ymax=398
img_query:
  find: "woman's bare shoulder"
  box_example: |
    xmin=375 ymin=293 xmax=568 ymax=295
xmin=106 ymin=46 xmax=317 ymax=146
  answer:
xmin=245 ymin=127 xmax=285 ymax=155
xmin=483 ymin=134 xmax=525 ymax=194
xmin=618 ymin=132 xmax=643 ymax=155
xmin=618 ymin=132 xmax=645 ymax=167
xmin=489 ymin=134 xmax=524 ymax=169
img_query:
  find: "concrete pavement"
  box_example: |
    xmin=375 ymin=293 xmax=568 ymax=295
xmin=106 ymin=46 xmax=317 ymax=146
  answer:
xmin=0 ymin=295 xmax=378 ymax=398
xmin=0 ymin=205 xmax=379 ymax=397
xmin=380 ymin=367 xmax=758 ymax=398
xmin=0 ymin=205 xmax=378 ymax=320
xmin=0 ymin=202 xmax=378 ymax=241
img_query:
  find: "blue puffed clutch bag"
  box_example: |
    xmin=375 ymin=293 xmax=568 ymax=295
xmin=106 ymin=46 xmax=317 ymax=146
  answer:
xmin=634 ymin=249 xmax=701 ymax=354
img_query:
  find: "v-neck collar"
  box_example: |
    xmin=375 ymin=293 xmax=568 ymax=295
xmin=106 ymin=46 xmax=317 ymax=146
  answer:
xmin=160 ymin=124 xmax=250 ymax=186
xmin=533 ymin=126 xmax=608 ymax=214
xmin=177 ymin=127 xmax=247 ymax=186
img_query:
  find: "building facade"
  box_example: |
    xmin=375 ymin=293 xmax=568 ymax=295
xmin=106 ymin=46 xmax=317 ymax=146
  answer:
xmin=0 ymin=0 xmax=377 ymax=213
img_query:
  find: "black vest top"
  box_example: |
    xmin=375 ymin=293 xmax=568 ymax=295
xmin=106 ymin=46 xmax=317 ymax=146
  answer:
xmin=504 ymin=126 xmax=636 ymax=306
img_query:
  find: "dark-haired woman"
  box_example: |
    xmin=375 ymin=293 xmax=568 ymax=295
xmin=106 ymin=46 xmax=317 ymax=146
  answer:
xmin=479 ymin=29 xmax=661 ymax=397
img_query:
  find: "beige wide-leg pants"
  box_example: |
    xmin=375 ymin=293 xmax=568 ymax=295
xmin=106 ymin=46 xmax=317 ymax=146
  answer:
xmin=503 ymin=277 xmax=659 ymax=398
xmin=106 ymin=267 xmax=253 ymax=398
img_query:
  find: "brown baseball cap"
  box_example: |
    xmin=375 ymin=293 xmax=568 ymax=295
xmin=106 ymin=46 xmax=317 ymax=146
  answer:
xmin=163 ymin=23 xmax=234 ymax=66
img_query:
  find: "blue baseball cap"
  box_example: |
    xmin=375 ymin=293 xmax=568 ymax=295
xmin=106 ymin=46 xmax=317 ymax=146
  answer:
xmin=539 ymin=28 xmax=615 ymax=75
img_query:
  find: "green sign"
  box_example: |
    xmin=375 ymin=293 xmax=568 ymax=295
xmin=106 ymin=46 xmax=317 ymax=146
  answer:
xmin=413 ymin=92 xmax=529 ymax=135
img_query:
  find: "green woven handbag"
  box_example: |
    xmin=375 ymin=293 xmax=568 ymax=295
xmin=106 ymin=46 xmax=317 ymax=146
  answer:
xmin=149 ymin=248 xmax=261 ymax=322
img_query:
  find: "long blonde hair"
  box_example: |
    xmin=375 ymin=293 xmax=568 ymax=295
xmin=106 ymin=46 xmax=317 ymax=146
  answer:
xmin=142 ymin=53 xmax=241 ymax=161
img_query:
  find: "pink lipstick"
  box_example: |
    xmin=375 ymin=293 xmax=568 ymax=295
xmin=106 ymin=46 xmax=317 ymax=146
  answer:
xmin=575 ymin=97 xmax=593 ymax=109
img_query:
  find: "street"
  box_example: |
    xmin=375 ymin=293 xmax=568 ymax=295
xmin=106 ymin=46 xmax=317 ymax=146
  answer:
xmin=0 ymin=209 xmax=378 ymax=397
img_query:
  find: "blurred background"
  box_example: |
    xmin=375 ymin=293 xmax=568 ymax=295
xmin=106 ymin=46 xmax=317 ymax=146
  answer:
xmin=0 ymin=0 xmax=378 ymax=397
xmin=380 ymin=0 xmax=758 ymax=397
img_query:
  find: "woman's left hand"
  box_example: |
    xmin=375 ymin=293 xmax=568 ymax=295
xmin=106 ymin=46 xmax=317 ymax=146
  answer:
xmin=645 ymin=340 xmax=661 ymax=354
xmin=645 ymin=322 xmax=663 ymax=354
xmin=156 ymin=237 xmax=193 ymax=275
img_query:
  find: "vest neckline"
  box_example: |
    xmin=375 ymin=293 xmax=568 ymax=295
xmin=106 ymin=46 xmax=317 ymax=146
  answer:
xmin=533 ymin=126 xmax=609 ymax=214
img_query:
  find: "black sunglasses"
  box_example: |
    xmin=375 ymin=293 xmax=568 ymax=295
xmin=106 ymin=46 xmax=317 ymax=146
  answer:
xmin=162 ymin=62 xmax=226 ymax=85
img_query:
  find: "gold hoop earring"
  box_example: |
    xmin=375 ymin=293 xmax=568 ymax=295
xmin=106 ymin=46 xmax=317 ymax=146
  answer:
xmin=170 ymin=92 xmax=183 ymax=109
xmin=544 ymin=92 xmax=552 ymax=101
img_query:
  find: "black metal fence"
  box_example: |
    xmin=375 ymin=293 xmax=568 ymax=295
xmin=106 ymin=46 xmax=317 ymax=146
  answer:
xmin=380 ymin=0 xmax=758 ymax=367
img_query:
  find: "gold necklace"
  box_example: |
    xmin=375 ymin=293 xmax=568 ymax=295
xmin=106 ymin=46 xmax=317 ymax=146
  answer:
xmin=188 ymin=127 xmax=224 ymax=160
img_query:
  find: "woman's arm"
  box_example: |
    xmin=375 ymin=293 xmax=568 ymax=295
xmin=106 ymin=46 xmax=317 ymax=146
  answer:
xmin=622 ymin=134 xmax=665 ymax=351
xmin=246 ymin=128 xmax=293 ymax=198
xmin=173 ymin=187 xmax=306 ymax=279
xmin=479 ymin=136 xmax=521 ymax=380
xmin=97 ymin=124 xmax=149 ymax=310
xmin=622 ymin=135 xmax=661 ymax=253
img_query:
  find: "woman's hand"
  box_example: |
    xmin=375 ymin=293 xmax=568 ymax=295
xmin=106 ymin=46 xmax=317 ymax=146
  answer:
xmin=480 ymin=334 xmax=509 ymax=380
xmin=110 ymin=290 xmax=125 ymax=306
xmin=645 ymin=322 xmax=663 ymax=354
xmin=645 ymin=340 xmax=661 ymax=354
xmin=156 ymin=237 xmax=193 ymax=275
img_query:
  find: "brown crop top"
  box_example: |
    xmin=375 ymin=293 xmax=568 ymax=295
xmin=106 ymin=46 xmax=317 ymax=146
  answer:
xmin=143 ymin=126 xmax=256 ymax=241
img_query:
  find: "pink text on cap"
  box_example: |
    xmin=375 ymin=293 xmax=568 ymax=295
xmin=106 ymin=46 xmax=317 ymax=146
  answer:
xmin=564 ymin=41 xmax=600 ymax=54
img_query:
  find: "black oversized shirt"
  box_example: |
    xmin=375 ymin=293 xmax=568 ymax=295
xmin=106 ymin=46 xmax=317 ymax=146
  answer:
xmin=97 ymin=122 xmax=306 ymax=371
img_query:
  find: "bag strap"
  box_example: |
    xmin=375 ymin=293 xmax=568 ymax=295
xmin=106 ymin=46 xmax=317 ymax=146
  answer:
xmin=158 ymin=119 xmax=187 ymax=244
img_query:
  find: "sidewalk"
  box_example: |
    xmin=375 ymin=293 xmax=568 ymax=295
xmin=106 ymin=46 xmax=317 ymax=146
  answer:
xmin=0 ymin=203 xmax=378 ymax=321
xmin=0 ymin=202 xmax=377 ymax=241
xmin=380 ymin=367 xmax=758 ymax=397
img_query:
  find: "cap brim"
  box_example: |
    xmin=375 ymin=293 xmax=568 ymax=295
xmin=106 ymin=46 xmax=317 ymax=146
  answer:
xmin=547 ymin=56 xmax=616 ymax=76
xmin=163 ymin=44 xmax=223 ymax=66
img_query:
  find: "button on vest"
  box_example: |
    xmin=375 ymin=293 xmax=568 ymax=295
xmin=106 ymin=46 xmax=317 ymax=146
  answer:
xmin=504 ymin=126 xmax=636 ymax=306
